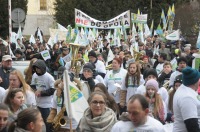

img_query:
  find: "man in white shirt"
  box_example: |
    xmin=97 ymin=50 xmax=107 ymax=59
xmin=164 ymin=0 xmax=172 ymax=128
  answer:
xmin=111 ymin=94 xmax=165 ymax=132
xmin=156 ymin=53 xmax=167 ymax=75
xmin=173 ymin=67 xmax=200 ymax=132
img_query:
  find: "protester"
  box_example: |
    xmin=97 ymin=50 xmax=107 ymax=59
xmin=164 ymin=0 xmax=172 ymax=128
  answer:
xmin=94 ymin=83 xmax=119 ymax=114
xmin=111 ymin=94 xmax=165 ymax=132
xmin=24 ymin=58 xmax=37 ymax=85
xmin=4 ymin=88 xmax=27 ymax=123
xmin=120 ymin=61 xmax=144 ymax=106
xmin=88 ymin=50 xmax=106 ymax=78
xmin=8 ymin=108 xmax=44 ymax=132
xmin=156 ymin=53 xmax=167 ymax=74
xmin=157 ymin=61 xmax=173 ymax=87
xmin=4 ymin=70 xmax=36 ymax=107
xmin=145 ymin=79 xmax=166 ymax=124
xmin=173 ymin=67 xmax=200 ymax=132
xmin=80 ymin=62 xmax=105 ymax=92
xmin=31 ymin=59 xmax=55 ymax=132
xmin=0 ymin=55 xmax=15 ymax=89
xmin=104 ymin=57 xmax=127 ymax=114
xmin=76 ymin=92 xmax=117 ymax=132
xmin=0 ymin=104 xmax=9 ymax=132
xmin=169 ymin=56 xmax=187 ymax=87
xmin=166 ymin=75 xmax=182 ymax=122
xmin=47 ymin=77 xmax=78 ymax=132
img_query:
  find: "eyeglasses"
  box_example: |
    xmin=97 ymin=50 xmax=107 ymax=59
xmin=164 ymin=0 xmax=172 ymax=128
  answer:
xmin=91 ymin=100 xmax=105 ymax=106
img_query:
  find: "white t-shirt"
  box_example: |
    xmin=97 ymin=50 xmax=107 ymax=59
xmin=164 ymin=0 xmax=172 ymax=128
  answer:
xmin=111 ymin=116 xmax=165 ymax=132
xmin=95 ymin=75 xmax=105 ymax=85
xmin=31 ymin=72 xmax=55 ymax=108
xmin=121 ymin=75 xmax=145 ymax=103
xmin=173 ymin=84 xmax=200 ymax=132
xmin=104 ymin=69 xmax=127 ymax=103
xmin=95 ymin=60 xmax=106 ymax=74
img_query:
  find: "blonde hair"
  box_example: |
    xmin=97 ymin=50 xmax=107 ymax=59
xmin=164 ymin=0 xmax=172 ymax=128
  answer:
xmin=9 ymin=70 xmax=31 ymax=94
xmin=145 ymin=92 xmax=163 ymax=119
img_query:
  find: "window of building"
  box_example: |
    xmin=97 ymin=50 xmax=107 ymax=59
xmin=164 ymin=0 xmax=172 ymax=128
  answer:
xmin=40 ymin=0 xmax=47 ymax=10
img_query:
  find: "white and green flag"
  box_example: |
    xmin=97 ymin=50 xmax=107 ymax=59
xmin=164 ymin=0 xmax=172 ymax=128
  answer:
xmin=166 ymin=29 xmax=179 ymax=40
xmin=41 ymin=50 xmax=51 ymax=61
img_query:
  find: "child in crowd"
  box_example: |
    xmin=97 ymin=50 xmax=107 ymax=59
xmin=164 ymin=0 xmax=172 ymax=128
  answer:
xmin=120 ymin=62 xmax=144 ymax=107
xmin=145 ymin=79 xmax=166 ymax=124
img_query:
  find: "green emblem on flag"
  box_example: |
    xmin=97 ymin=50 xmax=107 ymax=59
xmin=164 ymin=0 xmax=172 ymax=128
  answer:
xmin=70 ymin=86 xmax=82 ymax=102
xmin=42 ymin=52 xmax=49 ymax=57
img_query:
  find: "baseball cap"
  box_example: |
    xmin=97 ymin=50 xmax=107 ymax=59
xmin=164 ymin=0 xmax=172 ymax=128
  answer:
xmin=2 ymin=55 xmax=12 ymax=61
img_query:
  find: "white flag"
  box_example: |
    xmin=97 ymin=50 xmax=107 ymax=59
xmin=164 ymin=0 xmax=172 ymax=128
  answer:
xmin=57 ymin=23 xmax=68 ymax=31
xmin=63 ymin=70 xmax=89 ymax=123
xmin=106 ymin=48 xmax=115 ymax=66
xmin=47 ymin=37 xmax=54 ymax=48
xmin=29 ymin=34 xmax=36 ymax=44
xmin=37 ymin=28 xmax=43 ymax=43
xmin=166 ymin=30 xmax=180 ymax=40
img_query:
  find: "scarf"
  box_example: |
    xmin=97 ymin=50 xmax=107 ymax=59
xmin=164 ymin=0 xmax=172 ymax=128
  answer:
xmin=77 ymin=107 xmax=117 ymax=132
xmin=14 ymin=127 xmax=30 ymax=132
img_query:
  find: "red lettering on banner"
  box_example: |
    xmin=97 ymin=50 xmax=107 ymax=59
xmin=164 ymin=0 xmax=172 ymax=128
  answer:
xmin=75 ymin=18 xmax=88 ymax=25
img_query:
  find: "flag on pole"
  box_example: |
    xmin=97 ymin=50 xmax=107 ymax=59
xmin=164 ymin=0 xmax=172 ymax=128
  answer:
xmin=150 ymin=20 xmax=154 ymax=36
xmin=166 ymin=29 xmax=180 ymax=40
xmin=37 ymin=28 xmax=43 ymax=43
xmin=161 ymin=9 xmax=167 ymax=30
xmin=156 ymin=24 xmax=163 ymax=36
xmin=29 ymin=34 xmax=36 ymax=44
xmin=66 ymin=25 xmax=72 ymax=43
xmin=144 ymin=24 xmax=151 ymax=37
xmin=57 ymin=23 xmax=68 ymax=31
xmin=106 ymin=48 xmax=115 ymax=66
xmin=63 ymin=70 xmax=89 ymax=123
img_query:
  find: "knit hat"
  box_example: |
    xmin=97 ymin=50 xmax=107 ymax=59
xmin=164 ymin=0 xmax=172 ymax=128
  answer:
xmin=83 ymin=62 xmax=95 ymax=72
xmin=145 ymin=79 xmax=159 ymax=91
xmin=182 ymin=67 xmax=200 ymax=86
xmin=174 ymin=74 xmax=183 ymax=85
xmin=88 ymin=50 xmax=97 ymax=58
xmin=143 ymin=69 xmax=158 ymax=79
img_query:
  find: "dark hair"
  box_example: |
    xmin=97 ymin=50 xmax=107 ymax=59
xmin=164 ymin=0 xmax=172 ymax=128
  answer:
xmin=4 ymin=88 xmax=23 ymax=112
xmin=94 ymin=83 xmax=119 ymax=113
xmin=128 ymin=94 xmax=149 ymax=110
xmin=125 ymin=62 xmax=141 ymax=87
xmin=8 ymin=108 xmax=41 ymax=132
xmin=177 ymin=56 xmax=187 ymax=65
xmin=159 ymin=53 xmax=167 ymax=60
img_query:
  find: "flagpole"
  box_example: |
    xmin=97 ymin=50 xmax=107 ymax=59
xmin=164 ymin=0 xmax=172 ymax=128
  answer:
xmin=8 ymin=0 xmax=12 ymax=44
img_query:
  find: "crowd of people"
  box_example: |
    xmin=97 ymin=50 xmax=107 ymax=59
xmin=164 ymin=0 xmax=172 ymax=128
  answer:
xmin=0 ymin=31 xmax=200 ymax=132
